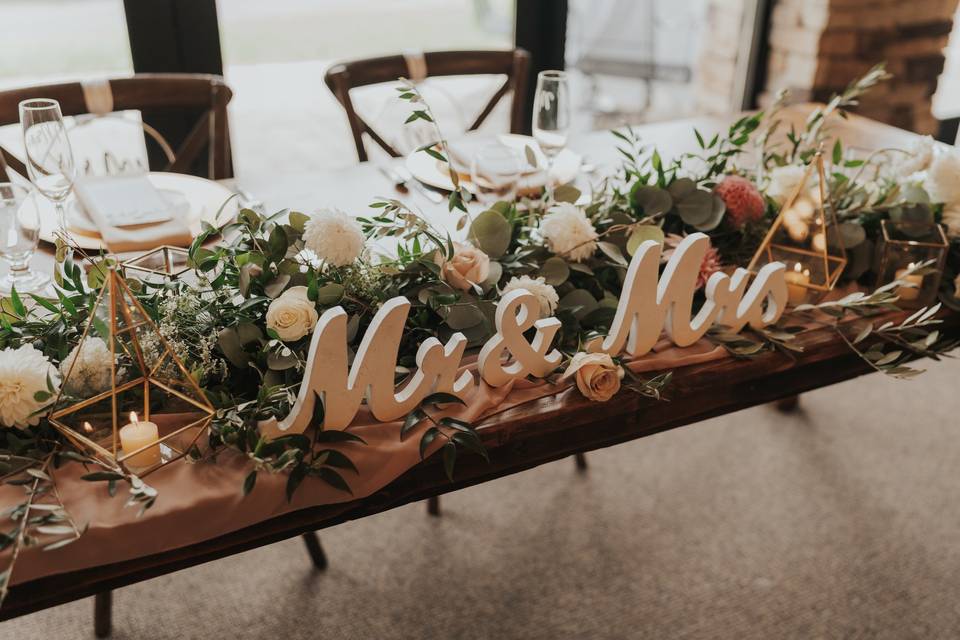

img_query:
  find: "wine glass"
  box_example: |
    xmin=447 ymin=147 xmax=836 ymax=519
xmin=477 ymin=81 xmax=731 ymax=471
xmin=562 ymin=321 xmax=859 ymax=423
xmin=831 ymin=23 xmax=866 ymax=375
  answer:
xmin=470 ymin=142 xmax=522 ymax=208
xmin=532 ymin=70 xmax=570 ymax=196
xmin=0 ymin=183 xmax=50 ymax=294
xmin=19 ymin=98 xmax=77 ymax=234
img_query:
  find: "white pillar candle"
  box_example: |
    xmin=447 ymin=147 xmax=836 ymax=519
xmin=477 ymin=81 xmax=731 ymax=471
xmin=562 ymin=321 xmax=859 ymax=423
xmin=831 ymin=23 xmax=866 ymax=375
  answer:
xmin=895 ymin=264 xmax=923 ymax=301
xmin=119 ymin=412 xmax=161 ymax=468
xmin=784 ymin=262 xmax=810 ymax=305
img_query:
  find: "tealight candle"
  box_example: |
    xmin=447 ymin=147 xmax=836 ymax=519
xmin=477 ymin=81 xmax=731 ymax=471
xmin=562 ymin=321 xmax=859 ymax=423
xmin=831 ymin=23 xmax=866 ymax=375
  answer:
xmin=894 ymin=263 xmax=923 ymax=301
xmin=784 ymin=262 xmax=810 ymax=305
xmin=119 ymin=412 xmax=161 ymax=469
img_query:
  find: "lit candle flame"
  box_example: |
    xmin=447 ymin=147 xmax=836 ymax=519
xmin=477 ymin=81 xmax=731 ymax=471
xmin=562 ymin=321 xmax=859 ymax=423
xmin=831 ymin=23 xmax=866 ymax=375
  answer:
xmin=129 ymin=411 xmax=139 ymax=425
xmin=83 ymin=421 xmax=93 ymax=433
xmin=793 ymin=262 xmax=802 ymax=273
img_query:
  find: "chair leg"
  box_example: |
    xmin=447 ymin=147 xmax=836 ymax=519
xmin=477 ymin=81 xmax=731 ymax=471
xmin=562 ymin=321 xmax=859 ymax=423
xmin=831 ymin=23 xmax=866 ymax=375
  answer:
xmin=776 ymin=395 xmax=801 ymax=413
xmin=301 ymin=531 xmax=328 ymax=571
xmin=94 ymin=590 xmax=111 ymax=639
xmin=427 ymin=495 xmax=440 ymax=517
xmin=574 ymin=452 xmax=588 ymax=472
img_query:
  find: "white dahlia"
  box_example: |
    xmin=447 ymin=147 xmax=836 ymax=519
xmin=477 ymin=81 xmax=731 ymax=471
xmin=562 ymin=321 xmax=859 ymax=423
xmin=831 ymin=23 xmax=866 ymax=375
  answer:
xmin=539 ymin=202 xmax=598 ymax=263
xmin=60 ymin=337 xmax=112 ymax=398
xmin=0 ymin=345 xmax=59 ymax=429
xmin=501 ymin=275 xmax=559 ymax=318
xmin=924 ymin=148 xmax=960 ymax=205
xmin=302 ymin=208 xmax=366 ymax=267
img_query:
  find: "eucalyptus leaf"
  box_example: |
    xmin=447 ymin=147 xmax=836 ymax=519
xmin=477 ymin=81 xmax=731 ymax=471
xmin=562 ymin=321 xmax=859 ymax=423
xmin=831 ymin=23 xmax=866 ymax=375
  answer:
xmin=468 ymin=210 xmax=512 ymax=258
xmin=443 ymin=303 xmax=485 ymax=330
xmin=675 ymin=189 xmax=715 ymax=227
xmin=667 ymin=177 xmax=696 ymax=200
xmin=315 ymin=283 xmax=345 ymax=306
xmin=630 ymin=185 xmax=673 ymax=216
xmin=540 ymin=256 xmax=570 ymax=286
xmin=626 ymin=225 xmax=665 ymax=256
xmin=558 ymin=289 xmax=599 ymax=320
xmin=264 ymin=274 xmax=291 ymax=298
xmin=552 ymin=184 xmax=581 ymax=204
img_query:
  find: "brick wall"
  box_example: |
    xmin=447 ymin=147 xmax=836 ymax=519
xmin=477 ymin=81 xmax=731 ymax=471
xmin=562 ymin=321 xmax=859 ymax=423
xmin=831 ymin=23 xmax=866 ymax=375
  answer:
xmin=761 ymin=0 xmax=960 ymax=134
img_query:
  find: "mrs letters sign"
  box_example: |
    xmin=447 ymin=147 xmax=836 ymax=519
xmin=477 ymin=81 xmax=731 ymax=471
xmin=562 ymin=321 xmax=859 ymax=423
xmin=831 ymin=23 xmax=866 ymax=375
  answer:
xmin=259 ymin=233 xmax=788 ymax=436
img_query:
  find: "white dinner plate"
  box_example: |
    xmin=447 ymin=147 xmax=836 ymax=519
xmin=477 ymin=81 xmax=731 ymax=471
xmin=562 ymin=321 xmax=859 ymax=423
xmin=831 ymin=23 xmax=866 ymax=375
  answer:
xmin=38 ymin=172 xmax=239 ymax=251
xmin=404 ymin=134 xmax=582 ymax=193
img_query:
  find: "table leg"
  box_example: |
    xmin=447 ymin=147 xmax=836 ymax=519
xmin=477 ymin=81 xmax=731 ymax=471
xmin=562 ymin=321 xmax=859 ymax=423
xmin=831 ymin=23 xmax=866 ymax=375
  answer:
xmin=574 ymin=452 xmax=588 ymax=472
xmin=427 ymin=495 xmax=440 ymax=517
xmin=775 ymin=395 xmax=801 ymax=413
xmin=301 ymin=531 xmax=328 ymax=571
xmin=94 ymin=590 xmax=112 ymax=638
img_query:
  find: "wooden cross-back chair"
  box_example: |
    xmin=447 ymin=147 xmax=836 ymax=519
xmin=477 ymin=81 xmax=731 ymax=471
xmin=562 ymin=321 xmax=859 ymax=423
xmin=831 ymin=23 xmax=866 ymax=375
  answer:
xmin=325 ymin=49 xmax=530 ymax=162
xmin=0 ymin=73 xmax=233 ymax=181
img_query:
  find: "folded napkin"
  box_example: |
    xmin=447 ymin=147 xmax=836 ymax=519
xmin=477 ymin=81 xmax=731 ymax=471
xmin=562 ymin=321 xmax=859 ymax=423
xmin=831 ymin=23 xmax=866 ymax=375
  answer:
xmin=73 ymin=175 xmax=193 ymax=253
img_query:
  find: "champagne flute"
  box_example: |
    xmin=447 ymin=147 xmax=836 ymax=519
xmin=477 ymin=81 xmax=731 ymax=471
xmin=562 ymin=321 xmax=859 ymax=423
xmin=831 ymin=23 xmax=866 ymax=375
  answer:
xmin=0 ymin=183 xmax=50 ymax=294
xmin=532 ymin=70 xmax=570 ymax=197
xmin=19 ymin=99 xmax=77 ymax=234
xmin=470 ymin=142 xmax=522 ymax=208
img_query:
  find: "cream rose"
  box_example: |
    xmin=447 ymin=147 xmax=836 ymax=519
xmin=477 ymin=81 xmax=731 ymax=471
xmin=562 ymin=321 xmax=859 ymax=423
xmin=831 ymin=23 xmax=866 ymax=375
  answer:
xmin=436 ymin=242 xmax=490 ymax=291
xmin=265 ymin=286 xmax=319 ymax=342
xmin=561 ymin=352 xmax=624 ymax=402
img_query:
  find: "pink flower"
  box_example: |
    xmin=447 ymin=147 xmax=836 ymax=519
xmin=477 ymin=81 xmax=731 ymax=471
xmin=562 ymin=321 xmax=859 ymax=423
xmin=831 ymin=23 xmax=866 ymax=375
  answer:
xmin=662 ymin=234 xmax=723 ymax=289
xmin=714 ymin=175 xmax=765 ymax=228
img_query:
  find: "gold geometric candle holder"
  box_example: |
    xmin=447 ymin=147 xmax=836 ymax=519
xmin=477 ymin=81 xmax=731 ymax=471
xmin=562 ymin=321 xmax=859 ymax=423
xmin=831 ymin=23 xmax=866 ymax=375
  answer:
xmin=876 ymin=220 xmax=949 ymax=309
xmin=48 ymin=269 xmax=214 ymax=476
xmin=748 ymin=152 xmax=847 ymax=305
xmin=120 ymin=245 xmax=192 ymax=284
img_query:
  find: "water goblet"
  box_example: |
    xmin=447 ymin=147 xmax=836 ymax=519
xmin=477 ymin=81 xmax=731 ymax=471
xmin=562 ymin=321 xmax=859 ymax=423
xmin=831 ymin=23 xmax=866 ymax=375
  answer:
xmin=0 ymin=183 xmax=51 ymax=294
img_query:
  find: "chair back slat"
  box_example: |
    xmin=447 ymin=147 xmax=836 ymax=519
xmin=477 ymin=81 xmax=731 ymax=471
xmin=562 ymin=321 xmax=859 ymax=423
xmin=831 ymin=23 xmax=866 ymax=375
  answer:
xmin=325 ymin=49 xmax=530 ymax=162
xmin=0 ymin=74 xmax=233 ymax=180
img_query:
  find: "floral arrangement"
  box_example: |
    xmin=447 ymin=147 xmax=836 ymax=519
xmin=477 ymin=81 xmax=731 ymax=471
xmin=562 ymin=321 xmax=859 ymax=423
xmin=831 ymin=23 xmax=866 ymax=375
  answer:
xmin=0 ymin=65 xmax=957 ymax=602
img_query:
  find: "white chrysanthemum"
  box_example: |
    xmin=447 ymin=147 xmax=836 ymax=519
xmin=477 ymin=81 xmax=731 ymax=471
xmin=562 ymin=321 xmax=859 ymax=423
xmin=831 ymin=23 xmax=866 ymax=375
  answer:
xmin=302 ymin=208 xmax=365 ymax=267
xmin=60 ymin=337 xmax=112 ymax=398
xmin=766 ymin=164 xmax=807 ymax=205
xmin=893 ymin=135 xmax=935 ymax=178
xmin=924 ymin=148 xmax=960 ymax=205
xmin=539 ymin=202 xmax=598 ymax=263
xmin=501 ymin=275 xmax=559 ymax=318
xmin=0 ymin=345 xmax=59 ymax=429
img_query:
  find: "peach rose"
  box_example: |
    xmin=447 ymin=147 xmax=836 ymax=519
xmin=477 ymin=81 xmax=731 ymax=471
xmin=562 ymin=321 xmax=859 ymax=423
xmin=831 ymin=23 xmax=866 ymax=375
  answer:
xmin=561 ymin=352 xmax=624 ymax=402
xmin=436 ymin=242 xmax=490 ymax=291
xmin=265 ymin=286 xmax=319 ymax=342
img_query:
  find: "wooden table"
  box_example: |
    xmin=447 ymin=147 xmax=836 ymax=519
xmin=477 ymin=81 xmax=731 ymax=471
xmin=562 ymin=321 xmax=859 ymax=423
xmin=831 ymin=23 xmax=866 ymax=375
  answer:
xmin=2 ymin=107 xmax=952 ymax=626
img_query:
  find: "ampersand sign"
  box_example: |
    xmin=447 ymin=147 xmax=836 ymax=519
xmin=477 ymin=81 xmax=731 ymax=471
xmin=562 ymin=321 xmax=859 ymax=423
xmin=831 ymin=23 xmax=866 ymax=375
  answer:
xmin=478 ymin=289 xmax=563 ymax=387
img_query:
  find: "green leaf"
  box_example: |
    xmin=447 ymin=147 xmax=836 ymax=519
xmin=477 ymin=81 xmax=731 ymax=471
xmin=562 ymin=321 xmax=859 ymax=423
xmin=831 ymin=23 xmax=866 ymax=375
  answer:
xmin=421 ymin=392 xmax=466 ymax=407
xmin=317 ymin=450 xmax=358 ymax=473
xmin=468 ymin=210 xmax=512 ymax=259
xmin=401 ymin=409 xmax=426 ymax=439
xmin=315 ymin=429 xmax=366 ymax=445
xmin=552 ymin=184 xmax=581 ymax=204
xmin=540 ymin=256 xmax=570 ymax=286
xmin=288 ymin=211 xmax=309 ymax=233
xmin=8 ymin=286 xmax=25 ymax=318
xmin=442 ymin=441 xmax=457 ymax=481
xmin=626 ymin=225 xmax=665 ymax=256
xmin=315 ymin=283 xmax=345 ymax=306
xmin=242 ymin=471 xmax=257 ymax=496
xmin=419 ymin=426 xmax=441 ymax=460
xmin=558 ymin=289 xmax=599 ymax=321
xmin=630 ymin=185 xmax=673 ymax=216
xmin=81 ymin=471 xmax=125 ymax=482
xmin=832 ymin=138 xmax=843 ymax=164
xmin=451 ymin=431 xmax=489 ymax=461
xmin=285 ymin=463 xmax=307 ymax=502
xmin=317 ymin=467 xmax=352 ymax=494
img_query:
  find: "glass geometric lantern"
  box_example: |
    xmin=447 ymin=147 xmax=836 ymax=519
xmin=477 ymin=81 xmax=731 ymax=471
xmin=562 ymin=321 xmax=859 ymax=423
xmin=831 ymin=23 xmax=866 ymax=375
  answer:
xmin=120 ymin=245 xmax=192 ymax=284
xmin=48 ymin=269 xmax=214 ymax=476
xmin=748 ymin=152 xmax=847 ymax=305
xmin=876 ymin=220 xmax=949 ymax=309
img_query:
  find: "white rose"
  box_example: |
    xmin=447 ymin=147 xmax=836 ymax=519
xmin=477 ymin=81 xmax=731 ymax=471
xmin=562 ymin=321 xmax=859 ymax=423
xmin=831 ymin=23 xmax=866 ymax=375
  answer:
xmin=942 ymin=203 xmax=960 ymax=239
xmin=892 ymin=135 xmax=935 ymax=178
xmin=0 ymin=344 xmax=60 ymax=429
xmin=501 ymin=275 xmax=559 ymax=317
xmin=539 ymin=202 xmax=598 ymax=263
xmin=266 ymin=286 xmax=319 ymax=342
xmin=766 ymin=164 xmax=808 ymax=206
xmin=435 ymin=242 xmax=490 ymax=291
xmin=924 ymin=148 xmax=960 ymax=205
xmin=302 ymin=208 xmax=366 ymax=267
xmin=60 ymin=337 xmax=112 ymax=398
xmin=561 ymin=352 xmax=624 ymax=402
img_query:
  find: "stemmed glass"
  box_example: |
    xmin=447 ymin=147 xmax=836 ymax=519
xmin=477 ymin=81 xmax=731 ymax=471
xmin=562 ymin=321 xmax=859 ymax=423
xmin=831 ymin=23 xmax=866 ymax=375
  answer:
xmin=0 ymin=183 xmax=50 ymax=294
xmin=470 ymin=142 xmax=522 ymax=208
xmin=19 ymin=99 xmax=77 ymax=234
xmin=532 ymin=70 xmax=570 ymax=197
